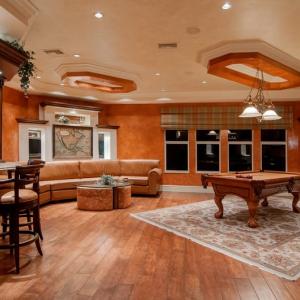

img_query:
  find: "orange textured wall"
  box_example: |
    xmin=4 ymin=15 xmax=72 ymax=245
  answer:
xmin=2 ymin=86 xmax=104 ymax=161
xmin=2 ymin=87 xmax=39 ymax=161
xmin=2 ymin=86 xmax=300 ymax=186
xmin=104 ymin=102 xmax=300 ymax=186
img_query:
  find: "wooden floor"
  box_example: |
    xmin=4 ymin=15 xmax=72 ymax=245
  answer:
xmin=0 ymin=192 xmax=299 ymax=300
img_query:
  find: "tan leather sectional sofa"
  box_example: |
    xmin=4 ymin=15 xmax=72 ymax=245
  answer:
xmin=37 ymin=159 xmax=162 ymax=205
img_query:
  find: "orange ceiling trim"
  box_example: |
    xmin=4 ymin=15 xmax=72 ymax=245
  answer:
xmin=207 ymin=52 xmax=300 ymax=90
xmin=61 ymin=71 xmax=137 ymax=93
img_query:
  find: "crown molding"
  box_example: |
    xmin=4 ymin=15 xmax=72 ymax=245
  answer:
xmin=0 ymin=0 xmax=38 ymax=25
xmin=55 ymin=62 xmax=141 ymax=86
xmin=198 ymin=39 xmax=300 ymax=72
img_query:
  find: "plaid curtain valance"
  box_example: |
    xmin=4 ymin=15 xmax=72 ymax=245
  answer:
xmin=160 ymin=106 xmax=293 ymax=130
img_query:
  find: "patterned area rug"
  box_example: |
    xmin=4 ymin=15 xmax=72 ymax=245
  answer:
xmin=131 ymin=195 xmax=300 ymax=280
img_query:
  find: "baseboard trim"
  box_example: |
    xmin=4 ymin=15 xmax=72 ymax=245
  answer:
xmin=160 ymin=185 xmax=213 ymax=193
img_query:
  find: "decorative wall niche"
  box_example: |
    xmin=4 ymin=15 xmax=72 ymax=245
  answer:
xmin=19 ymin=105 xmax=117 ymax=161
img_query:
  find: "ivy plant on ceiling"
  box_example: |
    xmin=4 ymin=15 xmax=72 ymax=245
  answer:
xmin=1 ymin=39 xmax=36 ymax=96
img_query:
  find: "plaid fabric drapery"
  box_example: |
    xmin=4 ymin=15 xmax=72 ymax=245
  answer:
xmin=160 ymin=106 xmax=293 ymax=129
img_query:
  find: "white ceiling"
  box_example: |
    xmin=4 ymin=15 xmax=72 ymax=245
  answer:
xmin=2 ymin=0 xmax=300 ymax=103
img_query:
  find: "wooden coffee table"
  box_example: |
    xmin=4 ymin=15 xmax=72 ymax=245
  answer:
xmin=77 ymin=182 xmax=132 ymax=211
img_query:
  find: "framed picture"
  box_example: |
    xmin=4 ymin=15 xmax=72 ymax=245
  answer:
xmin=53 ymin=125 xmax=93 ymax=159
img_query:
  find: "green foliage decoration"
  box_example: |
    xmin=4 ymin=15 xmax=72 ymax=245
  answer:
xmin=1 ymin=39 xmax=36 ymax=96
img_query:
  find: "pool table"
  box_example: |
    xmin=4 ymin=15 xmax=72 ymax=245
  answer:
xmin=201 ymin=171 xmax=300 ymax=228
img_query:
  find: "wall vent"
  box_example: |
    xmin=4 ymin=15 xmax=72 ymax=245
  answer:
xmin=158 ymin=43 xmax=178 ymax=49
xmin=43 ymin=49 xmax=64 ymax=55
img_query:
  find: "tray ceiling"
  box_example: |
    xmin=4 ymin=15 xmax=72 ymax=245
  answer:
xmin=1 ymin=0 xmax=300 ymax=103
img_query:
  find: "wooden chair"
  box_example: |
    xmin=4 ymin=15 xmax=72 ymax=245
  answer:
xmin=0 ymin=164 xmax=44 ymax=273
xmin=1 ymin=160 xmax=45 ymax=240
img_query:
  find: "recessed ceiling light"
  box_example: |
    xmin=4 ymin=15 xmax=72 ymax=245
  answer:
xmin=50 ymin=91 xmax=67 ymax=96
xmin=0 ymin=71 xmax=3 ymax=75
xmin=60 ymin=83 xmax=65 ymax=86
xmin=36 ymin=75 xmax=41 ymax=79
xmin=73 ymin=54 xmax=80 ymax=58
xmin=156 ymin=97 xmax=172 ymax=101
xmin=222 ymin=2 xmax=232 ymax=10
xmin=94 ymin=11 xmax=104 ymax=19
xmin=84 ymin=96 xmax=98 ymax=100
xmin=161 ymin=88 xmax=167 ymax=92
xmin=201 ymin=80 xmax=207 ymax=84
xmin=119 ymin=98 xmax=134 ymax=102
xmin=154 ymin=72 xmax=160 ymax=76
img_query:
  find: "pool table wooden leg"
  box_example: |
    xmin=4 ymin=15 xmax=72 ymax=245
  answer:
xmin=292 ymin=193 xmax=300 ymax=213
xmin=261 ymin=198 xmax=268 ymax=207
xmin=247 ymin=200 xmax=259 ymax=228
xmin=214 ymin=195 xmax=224 ymax=219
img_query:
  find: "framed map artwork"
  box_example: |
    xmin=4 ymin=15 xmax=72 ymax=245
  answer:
xmin=53 ymin=125 xmax=93 ymax=159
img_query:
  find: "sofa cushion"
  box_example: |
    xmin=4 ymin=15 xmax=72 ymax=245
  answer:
xmin=80 ymin=160 xmax=121 ymax=178
xmin=40 ymin=161 xmax=80 ymax=181
xmin=40 ymin=191 xmax=51 ymax=205
xmin=120 ymin=160 xmax=160 ymax=176
xmin=51 ymin=189 xmax=77 ymax=201
xmin=119 ymin=176 xmax=149 ymax=186
xmin=26 ymin=181 xmax=51 ymax=193
xmin=50 ymin=179 xmax=84 ymax=191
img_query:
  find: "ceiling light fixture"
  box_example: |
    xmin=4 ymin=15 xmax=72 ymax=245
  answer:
xmin=154 ymin=72 xmax=160 ymax=76
xmin=239 ymin=70 xmax=281 ymax=121
xmin=60 ymin=83 xmax=65 ymax=86
xmin=36 ymin=75 xmax=41 ymax=79
xmin=222 ymin=2 xmax=232 ymax=10
xmin=94 ymin=11 xmax=104 ymax=19
xmin=73 ymin=54 xmax=80 ymax=58
xmin=156 ymin=97 xmax=172 ymax=101
xmin=119 ymin=98 xmax=134 ymax=102
xmin=201 ymin=80 xmax=207 ymax=84
xmin=208 ymin=130 xmax=217 ymax=136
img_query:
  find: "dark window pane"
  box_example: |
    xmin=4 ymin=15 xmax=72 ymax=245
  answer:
xmin=29 ymin=130 xmax=41 ymax=159
xmin=196 ymin=130 xmax=220 ymax=141
xmin=166 ymin=130 xmax=188 ymax=141
xmin=166 ymin=144 xmax=188 ymax=171
xmin=197 ymin=144 xmax=219 ymax=171
xmin=262 ymin=145 xmax=286 ymax=171
xmin=229 ymin=144 xmax=252 ymax=171
xmin=228 ymin=130 xmax=252 ymax=141
xmin=98 ymin=134 xmax=105 ymax=159
xmin=261 ymin=129 xmax=286 ymax=142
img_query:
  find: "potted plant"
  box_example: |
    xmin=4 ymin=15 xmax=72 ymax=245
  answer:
xmin=100 ymin=174 xmax=115 ymax=186
xmin=0 ymin=39 xmax=36 ymax=96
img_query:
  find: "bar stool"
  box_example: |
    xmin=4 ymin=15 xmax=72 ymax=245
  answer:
xmin=1 ymin=160 xmax=45 ymax=240
xmin=0 ymin=164 xmax=44 ymax=273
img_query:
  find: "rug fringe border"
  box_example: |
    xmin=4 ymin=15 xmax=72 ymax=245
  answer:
xmin=131 ymin=213 xmax=299 ymax=281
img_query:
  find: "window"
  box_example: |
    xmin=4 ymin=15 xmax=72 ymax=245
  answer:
xmin=98 ymin=133 xmax=105 ymax=159
xmin=97 ymin=131 xmax=115 ymax=159
xmin=196 ymin=130 xmax=220 ymax=172
xmin=261 ymin=129 xmax=286 ymax=171
xmin=28 ymin=130 xmax=42 ymax=159
xmin=228 ymin=130 xmax=252 ymax=171
xmin=165 ymin=130 xmax=188 ymax=172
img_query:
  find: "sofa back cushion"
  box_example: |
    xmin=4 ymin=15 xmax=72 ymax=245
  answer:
xmin=120 ymin=159 xmax=160 ymax=176
xmin=40 ymin=161 xmax=80 ymax=181
xmin=80 ymin=160 xmax=121 ymax=178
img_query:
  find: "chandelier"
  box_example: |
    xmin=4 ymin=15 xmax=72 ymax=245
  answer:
xmin=239 ymin=70 xmax=281 ymax=121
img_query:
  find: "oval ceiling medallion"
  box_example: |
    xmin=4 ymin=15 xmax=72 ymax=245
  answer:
xmin=61 ymin=71 xmax=137 ymax=93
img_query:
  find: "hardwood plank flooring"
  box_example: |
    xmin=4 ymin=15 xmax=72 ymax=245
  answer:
xmin=0 ymin=192 xmax=299 ymax=300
